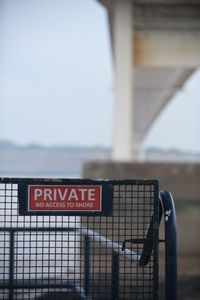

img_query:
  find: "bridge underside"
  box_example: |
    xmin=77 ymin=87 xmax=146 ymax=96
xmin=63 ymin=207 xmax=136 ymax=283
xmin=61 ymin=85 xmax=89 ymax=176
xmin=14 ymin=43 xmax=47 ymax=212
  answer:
xmin=98 ymin=0 xmax=200 ymax=160
xmin=134 ymin=68 xmax=193 ymax=143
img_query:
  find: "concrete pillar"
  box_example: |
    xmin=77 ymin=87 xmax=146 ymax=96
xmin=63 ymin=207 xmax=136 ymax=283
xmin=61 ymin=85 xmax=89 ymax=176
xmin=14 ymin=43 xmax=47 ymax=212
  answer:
xmin=112 ymin=0 xmax=134 ymax=161
xmin=133 ymin=136 xmax=145 ymax=161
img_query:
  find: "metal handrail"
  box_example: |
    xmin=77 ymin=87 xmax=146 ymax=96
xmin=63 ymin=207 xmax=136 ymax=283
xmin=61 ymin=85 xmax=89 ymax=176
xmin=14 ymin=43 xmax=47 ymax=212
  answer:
xmin=80 ymin=227 xmax=140 ymax=262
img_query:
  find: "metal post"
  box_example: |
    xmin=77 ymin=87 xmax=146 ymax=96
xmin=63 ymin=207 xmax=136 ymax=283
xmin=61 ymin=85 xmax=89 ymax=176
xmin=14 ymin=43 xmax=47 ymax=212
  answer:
xmin=9 ymin=230 xmax=14 ymax=300
xmin=84 ymin=235 xmax=90 ymax=297
xmin=160 ymin=191 xmax=177 ymax=300
xmin=111 ymin=251 xmax=119 ymax=300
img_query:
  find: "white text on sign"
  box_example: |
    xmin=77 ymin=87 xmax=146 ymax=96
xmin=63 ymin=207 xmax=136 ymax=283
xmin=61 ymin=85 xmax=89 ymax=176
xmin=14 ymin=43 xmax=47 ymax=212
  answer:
xmin=28 ymin=185 xmax=101 ymax=211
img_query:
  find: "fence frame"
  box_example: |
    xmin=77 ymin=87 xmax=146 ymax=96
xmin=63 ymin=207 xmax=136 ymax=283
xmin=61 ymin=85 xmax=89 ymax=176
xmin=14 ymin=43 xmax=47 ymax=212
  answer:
xmin=0 ymin=178 xmax=177 ymax=300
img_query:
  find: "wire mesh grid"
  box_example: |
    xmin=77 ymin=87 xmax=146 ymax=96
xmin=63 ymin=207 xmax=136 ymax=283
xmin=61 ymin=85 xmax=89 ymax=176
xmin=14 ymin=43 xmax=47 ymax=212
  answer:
xmin=0 ymin=179 xmax=159 ymax=300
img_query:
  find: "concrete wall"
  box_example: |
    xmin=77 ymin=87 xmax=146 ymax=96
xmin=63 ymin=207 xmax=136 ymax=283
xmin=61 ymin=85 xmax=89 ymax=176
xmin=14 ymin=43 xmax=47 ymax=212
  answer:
xmin=82 ymin=161 xmax=200 ymax=276
xmin=83 ymin=161 xmax=200 ymax=201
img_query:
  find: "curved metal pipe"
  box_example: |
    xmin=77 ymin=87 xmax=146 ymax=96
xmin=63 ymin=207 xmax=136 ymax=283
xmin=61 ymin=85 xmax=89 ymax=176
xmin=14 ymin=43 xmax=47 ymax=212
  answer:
xmin=160 ymin=190 xmax=177 ymax=300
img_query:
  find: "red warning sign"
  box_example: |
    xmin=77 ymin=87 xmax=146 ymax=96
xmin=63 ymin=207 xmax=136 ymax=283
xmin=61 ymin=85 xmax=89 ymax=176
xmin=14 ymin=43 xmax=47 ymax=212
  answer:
xmin=28 ymin=185 xmax=102 ymax=212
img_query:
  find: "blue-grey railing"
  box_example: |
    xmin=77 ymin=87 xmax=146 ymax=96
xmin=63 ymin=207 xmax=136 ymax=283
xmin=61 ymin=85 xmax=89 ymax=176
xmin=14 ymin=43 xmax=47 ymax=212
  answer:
xmin=0 ymin=191 xmax=177 ymax=300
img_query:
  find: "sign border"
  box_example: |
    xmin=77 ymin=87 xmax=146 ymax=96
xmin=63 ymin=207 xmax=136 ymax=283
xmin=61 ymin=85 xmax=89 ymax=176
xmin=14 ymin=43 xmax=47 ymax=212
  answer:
xmin=18 ymin=179 xmax=113 ymax=216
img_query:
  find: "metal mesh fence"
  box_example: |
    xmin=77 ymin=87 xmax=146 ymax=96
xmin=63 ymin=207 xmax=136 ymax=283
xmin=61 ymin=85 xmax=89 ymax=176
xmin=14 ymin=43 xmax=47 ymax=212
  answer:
xmin=0 ymin=179 xmax=159 ymax=300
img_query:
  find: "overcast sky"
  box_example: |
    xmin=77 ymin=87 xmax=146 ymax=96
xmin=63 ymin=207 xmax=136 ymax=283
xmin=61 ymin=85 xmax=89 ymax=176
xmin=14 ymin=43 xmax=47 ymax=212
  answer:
xmin=0 ymin=0 xmax=200 ymax=152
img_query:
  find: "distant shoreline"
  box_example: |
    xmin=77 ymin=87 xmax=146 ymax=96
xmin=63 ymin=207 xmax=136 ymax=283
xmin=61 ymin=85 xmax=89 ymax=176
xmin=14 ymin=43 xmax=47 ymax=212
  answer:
xmin=0 ymin=139 xmax=199 ymax=178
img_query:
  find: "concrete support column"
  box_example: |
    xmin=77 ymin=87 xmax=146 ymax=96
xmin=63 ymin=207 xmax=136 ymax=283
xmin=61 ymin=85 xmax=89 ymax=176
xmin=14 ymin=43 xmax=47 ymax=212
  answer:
xmin=133 ymin=136 xmax=145 ymax=161
xmin=112 ymin=0 xmax=134 ymax=161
